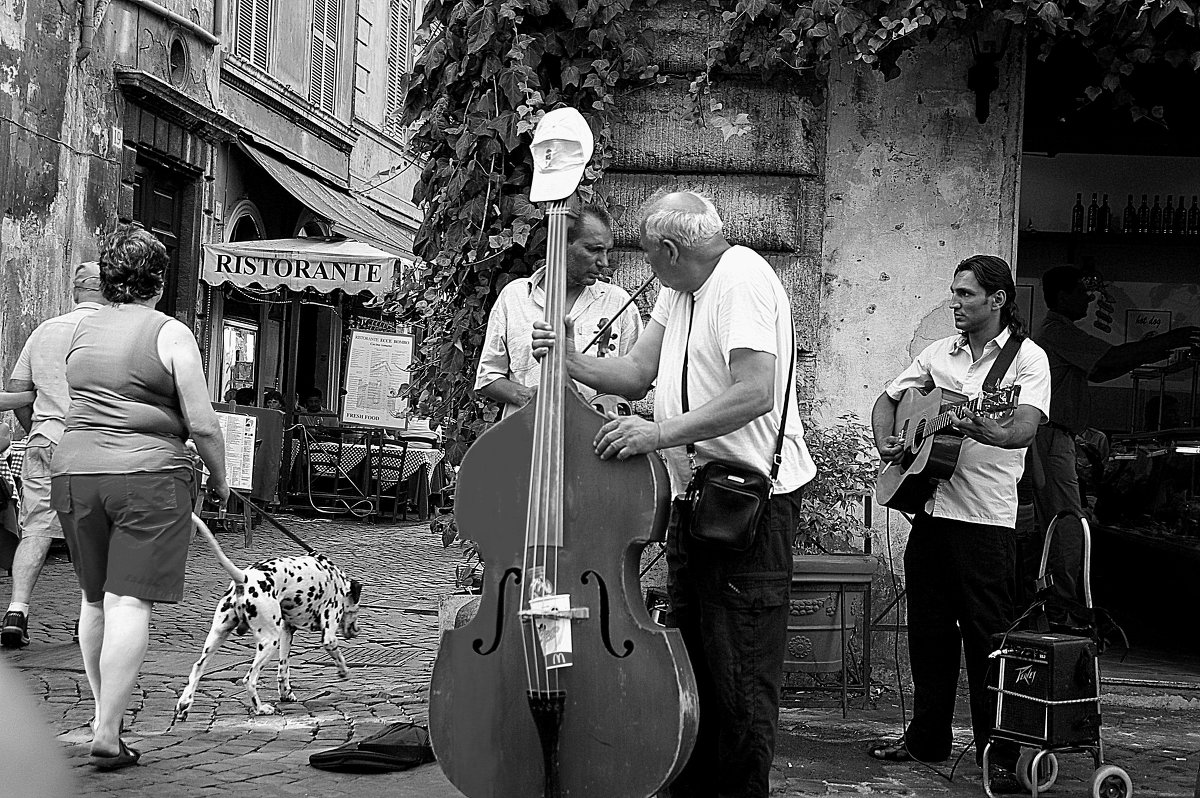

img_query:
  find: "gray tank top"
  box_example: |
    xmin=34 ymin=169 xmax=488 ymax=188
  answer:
xmin=53 ymin=303 xmax=191 ymax=475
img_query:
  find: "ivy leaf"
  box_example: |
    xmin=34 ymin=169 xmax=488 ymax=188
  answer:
xmin=466 ymin=6 xmax=497 ymax=55
xmin=488 ymin=112 xmax=520 ymax=150
xmin=553 ymin=0 xmax=579 ymax=17
xmin=1037 ymin=1 xmax=1063 ymax=23
xmin=562 ymin=64 xmax=583 ymax=87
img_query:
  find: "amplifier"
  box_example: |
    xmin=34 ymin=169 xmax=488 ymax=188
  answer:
xmin=988 ymin=631 xmax=1101 ymax=748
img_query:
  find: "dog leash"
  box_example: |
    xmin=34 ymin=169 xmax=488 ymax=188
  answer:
xmin=227 ymin=488 xmax=318 ymax=556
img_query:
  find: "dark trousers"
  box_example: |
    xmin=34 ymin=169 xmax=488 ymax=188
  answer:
xmin=903 ymin=513 xmax=1017 ymax=766
xmin=666 ymin=489 xmax=801 ymax=798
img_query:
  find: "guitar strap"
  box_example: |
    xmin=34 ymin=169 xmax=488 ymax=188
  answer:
xmin=983 ymin=332 xmax=1025 ymax=393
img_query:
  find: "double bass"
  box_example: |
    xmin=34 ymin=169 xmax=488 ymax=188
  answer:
xmin=429 ymin=107 xmax=699 ymax=797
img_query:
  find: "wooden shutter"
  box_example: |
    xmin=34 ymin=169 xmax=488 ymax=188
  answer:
xmin=310 ymin=0 xmax=339 ymax=113
xmin=234 ymin=0 xmax=271 ymax=70
xmin=384 ymin=0 xmax=413 ymax=138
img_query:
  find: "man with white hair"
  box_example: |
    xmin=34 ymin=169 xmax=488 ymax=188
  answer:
xmin=533 ymin=190 xmax=815 ymax=798
xmin=3 ymin=262 xmax=106 ymax=648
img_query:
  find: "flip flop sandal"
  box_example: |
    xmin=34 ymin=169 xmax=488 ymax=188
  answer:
xmin=867 ymin=739 xmax=915 ymax=762
xmin=90 ymin=740 xmax=141 ymax=771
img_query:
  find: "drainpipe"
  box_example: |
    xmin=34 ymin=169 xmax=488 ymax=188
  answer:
xmin=124 ymin=0 xmax=220 ymax=46
xmin=76 ymin=0 xmax=96 ymax=63
xmin=213 ymin=0 xmax=226 ymax=38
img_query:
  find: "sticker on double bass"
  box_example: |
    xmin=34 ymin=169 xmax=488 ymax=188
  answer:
xmin=529 ymin=594 xmax=574 ymax=669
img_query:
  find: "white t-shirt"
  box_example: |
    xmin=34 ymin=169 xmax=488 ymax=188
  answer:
xmin=884 ymin=328 xmax=1051 ymax=528
xmin=651 ymin=245 xmax=816 ymax=497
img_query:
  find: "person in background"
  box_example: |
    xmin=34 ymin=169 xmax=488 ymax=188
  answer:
xmin=223 ymin=388 xmax=238 ymax=402
xmin=869 ymin=255 xmax=1051 ymax=794
xmin=297 ymin=388 xmax=332 ymax=427
xmin=533 ymin=190 xmax=814 ymax=798
xmin=234 ymin=387 xmax=256 ymax=406
xmin=1033 ymin=265 xmax=1200 ymax=624
xmin=2 ymin=262 xmax=105 ymax=649
xmin=476 ymin=204 xmax=642 ymax=419
xmin=263 ymin=390 xmax=285 ymax=411
xmin=50 ymin=226 xmax=230 ymax=769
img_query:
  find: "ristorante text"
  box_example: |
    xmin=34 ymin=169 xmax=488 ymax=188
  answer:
xmin=212 ymin=255 xmax=383 ymax=283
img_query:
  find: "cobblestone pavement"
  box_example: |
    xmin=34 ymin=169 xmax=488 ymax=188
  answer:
xmin=2 ymin=511 xmax=1198 ymax=797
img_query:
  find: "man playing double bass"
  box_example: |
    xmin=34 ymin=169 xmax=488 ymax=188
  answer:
xmin=475 ymin=204 xmax=643 ymax=419
xmin=533 ymin=189 xmax=816 ymax=798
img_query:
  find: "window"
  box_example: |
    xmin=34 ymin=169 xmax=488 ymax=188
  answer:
xmin=384 ymin=0 xmax=414 ymax=138
xmin=233 ymin=0 xmax=271 ymax=69
xmin=310 ymin=0 xmax=340 ymax=114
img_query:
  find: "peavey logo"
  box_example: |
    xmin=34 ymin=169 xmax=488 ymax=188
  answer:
xmin=1015 ymin=665 xmax=1037 ymax=686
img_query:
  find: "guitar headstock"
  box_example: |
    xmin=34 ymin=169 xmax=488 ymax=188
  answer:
xmin=973 ymin=385 xmax=1021 ymax=418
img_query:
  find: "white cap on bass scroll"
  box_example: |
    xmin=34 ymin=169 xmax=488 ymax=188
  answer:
xmin=529 ymin=107 xmax=593 ymax=203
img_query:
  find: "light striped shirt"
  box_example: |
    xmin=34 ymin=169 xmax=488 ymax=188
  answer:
xmin=475 ymin=268 xmax=642 ymax=418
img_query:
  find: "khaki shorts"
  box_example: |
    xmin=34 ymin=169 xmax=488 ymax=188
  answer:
xmin=51 ymin=469 xmax=195 ymax=604
xmin=19 ymin=441 xmax=63 ymax=540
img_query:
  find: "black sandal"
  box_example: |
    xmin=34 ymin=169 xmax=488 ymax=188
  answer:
xmin=867 ymin=739 xmax=914 ymax=762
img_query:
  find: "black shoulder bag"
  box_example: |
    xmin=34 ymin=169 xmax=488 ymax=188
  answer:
xmin=681 ymin=295 xmax=796 ymax=551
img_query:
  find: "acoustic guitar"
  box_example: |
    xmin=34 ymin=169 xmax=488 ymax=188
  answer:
xmin=875 ymin=385 xmax=1021 ymax=513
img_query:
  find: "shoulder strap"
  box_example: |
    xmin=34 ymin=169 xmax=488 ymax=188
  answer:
xmin=983 ymin=333 xmax=1024 ymax=393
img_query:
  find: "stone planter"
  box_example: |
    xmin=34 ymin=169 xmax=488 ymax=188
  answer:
xmin=438 ymin=592 xmax=482 ymax=635
xmin=785 ymin=554 xmax=877 ymax=675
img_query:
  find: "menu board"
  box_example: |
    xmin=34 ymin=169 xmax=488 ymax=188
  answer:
xmin=215 ymin=411 xmax=257 ymax=491
xmin=341 ymin=330 xmax=415 ymax=429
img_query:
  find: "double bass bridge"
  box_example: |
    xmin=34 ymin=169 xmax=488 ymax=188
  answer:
xmin=518 ymin=607 xmax=591 ymax=621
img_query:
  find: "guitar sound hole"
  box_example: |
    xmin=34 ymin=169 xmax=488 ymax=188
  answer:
xmin=913 ymin=420 xmax=926 ymax=449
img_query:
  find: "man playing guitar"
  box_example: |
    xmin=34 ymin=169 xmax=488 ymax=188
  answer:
xmin=868 ymin=255 xmax=1051 ymax=793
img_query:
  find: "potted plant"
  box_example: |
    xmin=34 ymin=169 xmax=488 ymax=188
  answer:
xmin=786 ymin=414 xmax=880 ymax=690
xmin=433 ymin=511 xmax=485 ymax=632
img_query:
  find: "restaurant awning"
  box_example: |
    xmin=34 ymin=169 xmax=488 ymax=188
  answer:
xmin=201 ymin=237 xmax=401 ymax=297
xmin=240 ymin=141 xmax=415 ymax=258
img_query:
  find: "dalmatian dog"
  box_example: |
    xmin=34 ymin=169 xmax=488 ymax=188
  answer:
xmin=175 ymin=514 xmax=363 ymax=719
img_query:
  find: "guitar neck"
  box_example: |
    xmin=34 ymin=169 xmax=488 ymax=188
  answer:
xmin=929 ymin=399 xmax=979 ymax=435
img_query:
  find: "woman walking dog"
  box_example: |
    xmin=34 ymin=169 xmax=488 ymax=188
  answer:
xmin=51 ymin=225 xmax=230 ymax=770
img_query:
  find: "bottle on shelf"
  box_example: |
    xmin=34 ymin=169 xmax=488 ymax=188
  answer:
xmin=1086 ymin=193 xmax=1099 ymax=233
xmin=1189 ymin=196 xmax=1200 ymax=235
xmin=1097 ymin=193 xmax=1111 ymax=234
xmin=1163 ymin=195 xmax=1176 ymax=234
xmin=1071 ymin=193 xmax=1085 ymax=234
xmin=1138 ymin=194 xmax=1150 ymax=234
xmin=1149 ymin=194 xmax=1163 ymax=234
xmin=1174 ymin=195 xmax=1188 ymax=235
xmin=1122 ymin=194 xmax=1137 ymax=234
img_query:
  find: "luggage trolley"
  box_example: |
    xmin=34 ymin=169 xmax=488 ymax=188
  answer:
xmin=982 ymin=511 xmax=1133 ymax=798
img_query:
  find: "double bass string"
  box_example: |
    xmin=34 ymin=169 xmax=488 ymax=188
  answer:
xmin=524 ymin=201 xmax=572 ymax=695
xmin=545 ymin=202 xmax=568 ymax=693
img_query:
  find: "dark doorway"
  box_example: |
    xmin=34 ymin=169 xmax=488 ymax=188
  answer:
xmin=132 ymin=159 xmax=185 ymax=317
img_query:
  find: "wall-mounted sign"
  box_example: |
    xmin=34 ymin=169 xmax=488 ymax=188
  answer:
xmin=1124 ymin=308 xmax=1171 ymax=343
xmin=341 ymin=330 xmax=415 ymax=429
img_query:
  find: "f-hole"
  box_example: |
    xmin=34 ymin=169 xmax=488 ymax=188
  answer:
xmin=581 ymin=570 xmax=634 ymax=658
xmin=473 ymin=568 xmax=521 ymax=655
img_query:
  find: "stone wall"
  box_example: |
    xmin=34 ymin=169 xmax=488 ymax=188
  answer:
xmin=603 ymin=0 xmax=826 ymax=408
xmin=816 ymin=39 xmax=1026 ymax=424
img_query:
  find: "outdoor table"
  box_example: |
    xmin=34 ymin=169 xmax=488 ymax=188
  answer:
xmin=0 ymin=440 xmax=27 ymax=495
xmin=287 ymin=438 xmax=443 ymax=520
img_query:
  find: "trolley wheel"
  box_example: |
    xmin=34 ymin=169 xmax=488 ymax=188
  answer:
xmin=1088 ymin=764 xmax=1133 ymax=798
xmin=1016 ymin=750 xmax=1059 ymax=792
